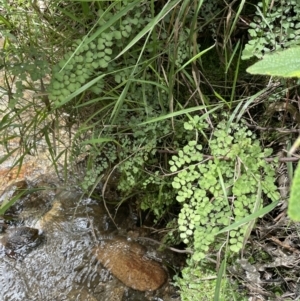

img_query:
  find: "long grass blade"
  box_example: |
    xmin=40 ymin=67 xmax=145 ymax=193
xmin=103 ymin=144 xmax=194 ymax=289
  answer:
xmin=139 ymin=104 xmax=222 ymax=125
xmin=114 ymin=0 xmax=182 ymax=60
xmin=214 ymin=259 xmax=226 ymax=301
xmin=216 ymin=198 xmax=279 ymax=235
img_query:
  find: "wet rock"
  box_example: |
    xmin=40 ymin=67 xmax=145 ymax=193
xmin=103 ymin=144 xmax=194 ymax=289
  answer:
xmin=35 ymin=200 xmax=63 ymax=230
xmin=0 ymin=226 xmax=44 ymax=259
xmin=0 ymin=180 xmax=28 ymax=202
xmin=0 ymin=180 xmax=28 ymax=218
xmin=93 ymin=236 xmax=168 ymax=291
xmin=2 ymin=178 xmax=56 ymax=227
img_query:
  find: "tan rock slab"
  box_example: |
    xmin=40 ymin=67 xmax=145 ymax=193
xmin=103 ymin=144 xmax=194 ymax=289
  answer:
xmin=93 ymin=237 xmax=167 ymax=291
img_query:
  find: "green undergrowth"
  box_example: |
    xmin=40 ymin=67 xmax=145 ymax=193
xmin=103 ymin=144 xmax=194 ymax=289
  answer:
xmin=242 ymin=0 xmax=300 ymax=60
xmin=174 ymin=259 xmax=247 ymax=301
xmin=75 ymin=105 xmax=176 ymax=219
xmin=0 ymin=0 xmax=297 ymax=300
xmin=170 ymin=117 xmax=280 ymax=260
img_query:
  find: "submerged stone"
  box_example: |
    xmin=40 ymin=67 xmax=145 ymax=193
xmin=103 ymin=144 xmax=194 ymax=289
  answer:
xmin=0 ymin=226 xmax=44 ymax=259
xmin=93 ymin=236 xmax=168 ymax=291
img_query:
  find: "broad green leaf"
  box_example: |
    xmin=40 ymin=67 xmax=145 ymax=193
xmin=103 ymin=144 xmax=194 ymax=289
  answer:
xmin=247 ymin=47 xmax=300 ymax=78
xmin=288 ymin=162 xmax=300 ymax=221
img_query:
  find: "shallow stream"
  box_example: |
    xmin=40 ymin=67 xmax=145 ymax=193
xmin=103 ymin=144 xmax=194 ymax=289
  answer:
xmin=0 ymin=179 xmax=181 ymax=301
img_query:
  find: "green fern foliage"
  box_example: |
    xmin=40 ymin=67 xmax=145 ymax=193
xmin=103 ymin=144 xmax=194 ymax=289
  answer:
xmin=48 ymin=3 xmax=151 ymax=106
xmin=242 ymin=0 xmax=300 ymax=60
xmin=170 ymin=118 xmax=280 ymax=261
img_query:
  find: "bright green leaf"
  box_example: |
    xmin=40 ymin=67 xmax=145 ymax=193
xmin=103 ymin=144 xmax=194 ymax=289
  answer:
xmin=247 ymin=47 xmax=300 ymax=78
